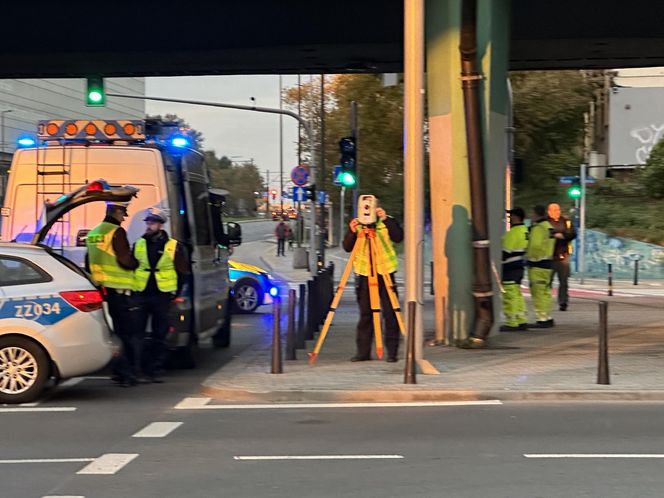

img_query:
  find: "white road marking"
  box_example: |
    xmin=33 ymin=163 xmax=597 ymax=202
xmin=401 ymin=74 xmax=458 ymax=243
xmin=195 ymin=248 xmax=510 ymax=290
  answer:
xmin=76 ymin=453 xmax=138 ymax=475
xmin=43 ymin=496 xmax=85 ymax=498
xmin=132 ymin=422 xmax=182 ymax=438
xmin=525 ymin=454 xmax=664 ymax=459
xmin=0 ymin=458 xmax=94 ymax=464
xmin=0 ymin=407 xmax=76 ymax=413
xmin=18 ymin=402 xmax=39 ymax=407
xmin=174 ymin=398 xmax=502 ymax=410
xmin=234 ymin=455 xmax=404 ymax=461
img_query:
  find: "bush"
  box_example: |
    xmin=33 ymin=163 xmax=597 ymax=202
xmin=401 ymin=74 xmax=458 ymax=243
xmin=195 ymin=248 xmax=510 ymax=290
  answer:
xmin=643 ymin=140 xmax=664 ymax=198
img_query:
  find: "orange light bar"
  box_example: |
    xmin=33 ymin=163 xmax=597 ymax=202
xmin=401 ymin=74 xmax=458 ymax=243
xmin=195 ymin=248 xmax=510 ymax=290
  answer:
xmin=65 ymin=123 xmax=78 ymax=136
xmin=46 ymin=123 xmax=59 ymax=136
xmin=123 ymin=123 xmax=136 ymax=135
xmin=85 ymin=123 xmax=97 ymax=135
xmin=104 ymin=123 xmax=117 ymax=135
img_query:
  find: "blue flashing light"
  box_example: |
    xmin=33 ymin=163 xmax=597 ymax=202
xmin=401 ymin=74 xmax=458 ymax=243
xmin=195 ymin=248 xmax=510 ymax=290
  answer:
xmin=269 ymin=286 xmax=279 ymax=298
xmin=170 ymin=136 xmax=190 ymax=148
xmin=179 ymin=209 xmax=185 ymax=215
xmin=17 ymin=136 xmax=36 ymax=148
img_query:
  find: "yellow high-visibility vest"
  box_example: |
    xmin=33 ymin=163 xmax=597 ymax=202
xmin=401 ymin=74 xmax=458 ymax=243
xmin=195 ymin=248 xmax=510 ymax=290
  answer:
xmin=133 ymin=238 xmax=178 ymax=293
xmin=86 ymin=222 xmax=135 ymax=290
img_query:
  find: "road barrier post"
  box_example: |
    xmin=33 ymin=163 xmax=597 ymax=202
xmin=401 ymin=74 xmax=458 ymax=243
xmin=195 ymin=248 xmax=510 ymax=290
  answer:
xmin=597 ymin=300 xmax=610 ymax=385
xmin=633 ymin=259 xmax=639 ymax=286
xmin=296 ymin=283 xmax=306 ymax=348
xmin=286 ymin=289 xmax=296 ymax=360
xmin=607 ymin=263 xmax=613 ymax=297
xmin=404 ymin=301 xmax=417 ymax=384
xmin=306 ymin=279 xmax=315 ymax=339
xmin=271 ymin=297 xmax=283 ymax=374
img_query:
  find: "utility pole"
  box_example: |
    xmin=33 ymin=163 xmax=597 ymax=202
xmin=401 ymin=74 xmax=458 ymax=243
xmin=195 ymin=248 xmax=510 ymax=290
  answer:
xmin=319 ymin=74 xmax=326 ymax=267
xmin=279 ymin=75 xmax=284 ymax=213
xmin=297 ymin=74 xmax=303 ymax=247
xmin=579 ymin=163 xmax=587 ymax=284
xmin=265 ymin=169 xmax=270 ymax=216
xmin=350 ymin=101 xmax=359 ymax=216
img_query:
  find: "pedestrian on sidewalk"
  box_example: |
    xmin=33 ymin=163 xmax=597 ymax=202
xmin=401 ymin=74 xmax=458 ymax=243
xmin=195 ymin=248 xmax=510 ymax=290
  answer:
xmin=275 ymin=221 xmax=287 ymax=256
xmin=133 ymin=210 xmax=189 ymax=383
xmin=500 ymin=207 xmax=529 ymax=332
xmin=547 ymin=202 xmax=576 ymax=311
xmin=343 ymin=200 xmax=403 ymax=363
xmin=286 ymin=223 xmax=294 ymax=250
xmin=527 ymin=205 xmax=556 ymax=328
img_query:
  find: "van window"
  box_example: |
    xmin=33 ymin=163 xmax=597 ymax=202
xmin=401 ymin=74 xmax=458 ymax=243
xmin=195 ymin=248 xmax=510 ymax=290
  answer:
xmin=188 ymin=181 xmax=211 ymax=246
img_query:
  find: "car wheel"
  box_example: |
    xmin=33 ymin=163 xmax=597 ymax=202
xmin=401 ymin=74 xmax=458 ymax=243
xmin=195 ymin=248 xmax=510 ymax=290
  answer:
xmin=233 ymin=280 xmax=262 ymax=314
xmin=0 ymin=336 xmax=50 ymax=404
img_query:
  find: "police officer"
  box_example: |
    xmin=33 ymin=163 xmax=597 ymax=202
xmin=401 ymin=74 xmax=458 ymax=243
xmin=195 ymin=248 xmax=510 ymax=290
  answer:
xmin=343 ymin=201 xmax=403 ymax=363
xmin=500 ymin=207 xmax=529 ymax=332
xmin=547 ymin=202 xmax=577 ymax=311
xmin=86 ymin=201 xmax=140 ymax=387
xmin=527 ymin=205 xmax=556 ymax=328
xmin=133 ymin=210 xmax=188 ymax=383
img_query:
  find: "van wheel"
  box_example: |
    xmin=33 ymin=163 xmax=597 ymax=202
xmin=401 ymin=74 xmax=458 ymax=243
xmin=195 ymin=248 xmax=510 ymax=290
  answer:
xmin=213 ymin=305 xmax=232 ymax=348
xmin=0 ymin=336 xmax=50 ymax=404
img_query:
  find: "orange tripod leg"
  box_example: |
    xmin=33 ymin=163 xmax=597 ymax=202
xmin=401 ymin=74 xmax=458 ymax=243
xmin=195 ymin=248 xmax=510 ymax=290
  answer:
xmin=381 ymin=271 xmax=405 ymax=337
xmin=367 ymin=235 xmax=384 ymax=359
xmin=308 ymin=233 xmax=363 ymax=365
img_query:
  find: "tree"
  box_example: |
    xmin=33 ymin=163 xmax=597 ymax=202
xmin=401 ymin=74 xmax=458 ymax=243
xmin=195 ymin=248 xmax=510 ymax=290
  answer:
xmin=208 ymin=158 xmax=264 ymax=216
xmin=144 ymin=113 xmax=204 ymax=150
xmin=283 ymin=74 xmax=405 ymax=219
xmin=643 ymin=139 xmax=664 ymax=198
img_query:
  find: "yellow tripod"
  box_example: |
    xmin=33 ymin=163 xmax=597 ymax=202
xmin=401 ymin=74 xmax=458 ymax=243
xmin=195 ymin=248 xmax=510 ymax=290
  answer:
xmin=308 ymin=225 xmax=405 ymax=365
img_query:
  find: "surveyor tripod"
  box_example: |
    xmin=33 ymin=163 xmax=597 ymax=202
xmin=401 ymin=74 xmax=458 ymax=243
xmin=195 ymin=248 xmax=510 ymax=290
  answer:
xmin=308 ymin=225 xmax=405 ymax=365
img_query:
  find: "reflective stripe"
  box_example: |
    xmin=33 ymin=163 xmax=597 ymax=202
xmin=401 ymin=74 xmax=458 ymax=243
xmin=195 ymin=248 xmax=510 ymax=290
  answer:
xmin=134 ymin=238 xmax=178 ymax=293
xmin=86 ymin=222 xmax=134 ymax=290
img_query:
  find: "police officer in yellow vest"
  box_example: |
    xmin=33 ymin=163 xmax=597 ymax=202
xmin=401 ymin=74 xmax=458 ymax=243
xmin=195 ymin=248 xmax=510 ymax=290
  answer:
xmin=342 ymin=202 xmax=403 ymax=363
xmin=133 ymin=209 xmax=188 ymax=382
xmin=527 ymin=205 xmax=556 ymax=328
xmin=500 ymin=207 xmax=529 ymax=332
xmin=86 ymin=201 xmax=140 ymax=387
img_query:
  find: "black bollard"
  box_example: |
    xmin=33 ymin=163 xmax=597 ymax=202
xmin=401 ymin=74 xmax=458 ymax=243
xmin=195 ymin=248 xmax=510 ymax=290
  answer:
xmin=286 ymin=289 xmax=296 ymax=360
xmin=404 ymin=301 xmax=417 ymax=385
xmin=608 ymin=263 xmax=613 ymax=297
xmin=306 ymin=279 xmax=315 ymax=340
xmin=633 ymin=259 xmax=639 ymax=286
xmin=271 ymin=297 xmax=282 ymax=374
xmin=430 ymin=261 xmax=434 ymax=295
xmin=597 ymin=301 xmax=610 ymax=385
xmin=296 ymin=283 xmax=306 ymax=349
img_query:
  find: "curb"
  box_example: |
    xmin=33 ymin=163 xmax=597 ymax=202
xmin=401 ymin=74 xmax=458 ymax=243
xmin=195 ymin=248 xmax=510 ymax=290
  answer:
xmin=199 ymin=385 xmax=664 ymax=402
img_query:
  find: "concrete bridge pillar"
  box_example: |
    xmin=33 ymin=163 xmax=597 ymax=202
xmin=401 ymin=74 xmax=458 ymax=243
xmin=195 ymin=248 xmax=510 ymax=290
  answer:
xmin=426 ymin=0 xmax=510 ymax=344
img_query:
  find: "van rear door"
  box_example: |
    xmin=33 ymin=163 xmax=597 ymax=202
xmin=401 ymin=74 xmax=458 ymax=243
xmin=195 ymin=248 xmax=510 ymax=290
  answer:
xmin=181 ymin=156 xmax=226 ymax=337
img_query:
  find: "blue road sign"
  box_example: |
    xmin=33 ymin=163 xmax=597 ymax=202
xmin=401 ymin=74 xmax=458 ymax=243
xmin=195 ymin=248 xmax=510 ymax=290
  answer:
xmin=332 ymin=165 xmax=342 ymax=186
xmin=291 ymin=165 xmax=309 ymax=186
xmin=559 ymin=175 xmax=597 ymax=185
xmin=317 ymin=191 xmax=328 ymax=204
xmin=291 ymin=186 xmax=306 ymax=202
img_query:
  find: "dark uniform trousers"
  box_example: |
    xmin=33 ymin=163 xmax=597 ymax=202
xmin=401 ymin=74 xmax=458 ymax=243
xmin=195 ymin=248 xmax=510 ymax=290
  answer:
xmin=106 ymin=289 xmax=142 ymax=380
xmin=355 ymin=272 xmax=399 ymax=359
xmin=135 ymin=292 xmax=173 ymax=376
xmin=552 ymin=256 xmax=571 ymax=306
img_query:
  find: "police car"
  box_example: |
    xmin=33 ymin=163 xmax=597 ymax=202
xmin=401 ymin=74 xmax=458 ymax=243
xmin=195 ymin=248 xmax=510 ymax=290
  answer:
xmin=0 ymin=181 xmax=138 ymax=403
xmin=229 ymin=261 xmax=278 ymax=313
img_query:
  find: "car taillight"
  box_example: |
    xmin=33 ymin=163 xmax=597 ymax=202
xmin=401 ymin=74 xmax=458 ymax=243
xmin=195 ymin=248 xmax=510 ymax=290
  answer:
xmin=59 ymin=290 xmax=104 ymax=312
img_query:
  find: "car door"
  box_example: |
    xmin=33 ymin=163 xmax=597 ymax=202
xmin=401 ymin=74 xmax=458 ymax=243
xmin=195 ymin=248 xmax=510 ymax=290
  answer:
xmin=181 ymin=158 xmax=224 ymax=336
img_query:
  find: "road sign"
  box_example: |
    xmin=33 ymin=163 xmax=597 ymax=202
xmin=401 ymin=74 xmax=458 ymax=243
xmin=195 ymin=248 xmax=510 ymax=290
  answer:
xmin=291 ymin=186 xmax=306 ymax=202
xmin=332 ymin=165 xmax=342 ymax=186
xmin=317 ymin=191 xmax=328 ymax=204
xmin=291 ymin=165 xmax=309 ymax=186
xmin=559 ymin=175 xmax=597 ymax=185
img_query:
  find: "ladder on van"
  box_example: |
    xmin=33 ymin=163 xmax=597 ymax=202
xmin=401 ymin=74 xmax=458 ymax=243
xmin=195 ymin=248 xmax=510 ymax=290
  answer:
xmin=35 ymin=143 xmax=72 ymax=250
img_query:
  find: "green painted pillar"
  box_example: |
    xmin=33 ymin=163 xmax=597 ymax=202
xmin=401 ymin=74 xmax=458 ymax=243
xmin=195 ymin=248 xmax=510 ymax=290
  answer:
xmin=478 ymin=0 xmax=511 ymax=332
xmin=426 ymin=0 xmax=473 ymax=344
xmin=426 ymin=0 xmax=511 ymax=343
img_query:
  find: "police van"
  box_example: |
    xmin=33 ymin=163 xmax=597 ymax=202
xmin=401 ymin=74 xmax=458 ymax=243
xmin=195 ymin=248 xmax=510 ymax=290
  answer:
xmin=1 ymin=119 xmax=242 ymax=366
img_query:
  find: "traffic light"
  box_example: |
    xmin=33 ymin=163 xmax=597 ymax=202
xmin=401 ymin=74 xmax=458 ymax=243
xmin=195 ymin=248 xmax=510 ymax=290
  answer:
xmin=85 ymin=77 xmax=105 ymax=106
xmin=271 ymin=189 xmax=277 ymax=200
xmin=305 ymin=184 xmax=316 ymax=201
xmin=567 ymin=177 xmax=582 ymax=199
xmin=337 ymin=136 xmax=357 ymax=188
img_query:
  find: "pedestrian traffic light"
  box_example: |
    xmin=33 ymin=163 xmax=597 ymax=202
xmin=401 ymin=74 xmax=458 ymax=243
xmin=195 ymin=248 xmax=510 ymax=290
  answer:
xmin=85 ymin=77 xmax=105 ymax=107
xmin=271 ymin=189 xmax=277 ymax=200
xmin=305 ymin=184 xmax=316 ymax=201
xmin=567 ymin=177 xmax=582 ymax=199
xmin=337 ymin=136 xmax=357 ymax=188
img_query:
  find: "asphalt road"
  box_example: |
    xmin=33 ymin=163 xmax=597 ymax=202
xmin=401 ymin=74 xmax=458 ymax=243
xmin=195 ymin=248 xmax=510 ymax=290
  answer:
xmin=5 ymin=303 xmax=664 ymax=498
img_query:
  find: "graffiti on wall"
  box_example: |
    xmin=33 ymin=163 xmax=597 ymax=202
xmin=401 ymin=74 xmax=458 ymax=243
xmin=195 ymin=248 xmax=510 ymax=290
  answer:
xmin=630 ymin=123 xmax=664 ymax=164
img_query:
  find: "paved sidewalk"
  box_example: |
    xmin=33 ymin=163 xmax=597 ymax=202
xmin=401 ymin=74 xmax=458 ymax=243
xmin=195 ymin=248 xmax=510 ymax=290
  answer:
xmin=201 ymin=246 xmax=664 ymax=402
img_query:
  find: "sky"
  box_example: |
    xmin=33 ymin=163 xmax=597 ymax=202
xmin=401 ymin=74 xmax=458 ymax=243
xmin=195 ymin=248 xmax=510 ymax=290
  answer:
xmin=146 ymin=75 xmax=309 ymax=191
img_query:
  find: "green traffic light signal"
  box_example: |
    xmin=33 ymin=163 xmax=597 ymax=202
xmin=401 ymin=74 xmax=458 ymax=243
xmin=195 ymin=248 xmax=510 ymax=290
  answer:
xmin=86 ymin=77 xmax=105 ymax=106
xmin=338 ymin=171 xmax=357 ymax=187
xmin=567 ymin=185 xmax=582 ymax=199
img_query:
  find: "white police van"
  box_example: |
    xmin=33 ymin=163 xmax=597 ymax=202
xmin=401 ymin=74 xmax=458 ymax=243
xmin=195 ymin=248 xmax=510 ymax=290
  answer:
xmin=2 ymin=119 xmax=242 ymax=368
xmin=0 ymin=182 xmax=139 ymax=403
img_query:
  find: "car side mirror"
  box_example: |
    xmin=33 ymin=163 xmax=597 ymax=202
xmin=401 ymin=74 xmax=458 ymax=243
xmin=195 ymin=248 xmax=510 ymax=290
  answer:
xmin=226 ymin=222 xmax=242 ymax=247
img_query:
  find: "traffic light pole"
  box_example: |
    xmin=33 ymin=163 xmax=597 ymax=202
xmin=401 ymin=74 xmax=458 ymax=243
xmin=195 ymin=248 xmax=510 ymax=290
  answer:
xmin=579 ymin=163 xmax=587 ymax=284
xmin=107 ymin=92 xmax=320 ymax=275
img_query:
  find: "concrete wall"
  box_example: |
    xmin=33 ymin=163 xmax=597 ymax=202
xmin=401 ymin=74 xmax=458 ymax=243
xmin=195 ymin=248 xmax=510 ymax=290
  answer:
xmin=0 ymin=78 xmax=145 ymax=154
xmin=608 ymin=86 xmax=664 ymax=165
